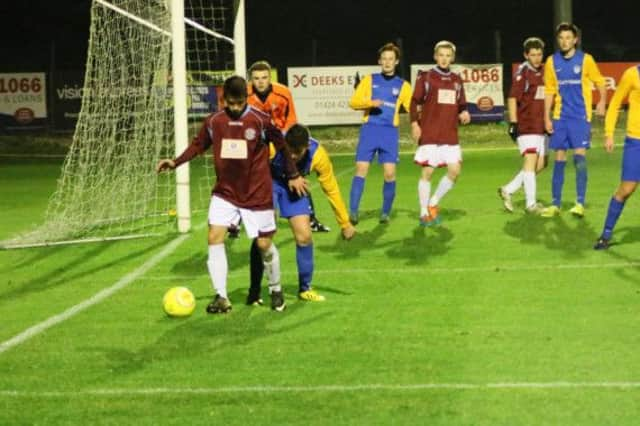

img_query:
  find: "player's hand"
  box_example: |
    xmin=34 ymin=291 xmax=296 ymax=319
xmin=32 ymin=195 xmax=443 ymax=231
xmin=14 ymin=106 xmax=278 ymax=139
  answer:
xmin=411 ymin=121 xmax=421 ymax=142
xmin=595 ymin=100 xmax=606 ymax=117
xmin=288 ymin=176 xmax=308 ymax=197
xmin=156 ymin=159 xmax=176 ymax=173
xmin=544 ymin=117 xmax=554 ymax=134
xmin=604 ymin=136 xmax=615 ymax=153
xmin=508 ymin=122 xmax=519 ymax=142
xmin=371 ymin=99 xmax=383 ymax=108
xmin=459 ymin=111 xmax=471 ymax=125
xmin=341 ymin=225 xmax=356 ymax=240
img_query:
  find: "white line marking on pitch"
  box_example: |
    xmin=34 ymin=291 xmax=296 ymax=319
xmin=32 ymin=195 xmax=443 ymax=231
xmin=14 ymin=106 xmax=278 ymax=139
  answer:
xmin=143 ymin=260 xmax=640 ymax=282
xmin=0 ymin=164 xmax=353 ymax=356
xmin=2 ymin=382 xmax=640 ymax=397
xmin=0 ymin=234 xmax=191 ymax=355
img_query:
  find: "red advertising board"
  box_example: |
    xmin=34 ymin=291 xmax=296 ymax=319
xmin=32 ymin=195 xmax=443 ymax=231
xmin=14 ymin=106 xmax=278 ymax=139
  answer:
xmin=511 ymin=62 xmax=637 ymax=104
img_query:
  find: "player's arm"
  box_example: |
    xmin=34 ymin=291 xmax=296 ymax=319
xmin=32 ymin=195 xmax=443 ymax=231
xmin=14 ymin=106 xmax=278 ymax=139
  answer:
xmin=585 ymin=54 xmax=607 ymax=117
xmin=265 ymin=123 xmax=306 ymax=195
xmin=400 ymin=81 xmax=413 ymax=113
xmin=604 ymin=67 xmax=634 ymax=152
xmin=349 ymin=75 xmax=381 ymax=110
xmin=507 ymin=72 xmax=525 ymax=141
xmin=457 ymin=78 xmax=470 ymax=124
xmin=393 ymin=81 xmax=413 ymax=127
xmin=544 ymin=57 xmax=558 ymax=133
xmin=409 ymin=74 xmax=426 ymax=141
xmin=283 ymin=87 xmax=298 ymax=130
xmin=157 ymin=119 xmax=211 ymax=172
xmin=311 ymin=146 xmax=355 ymax=239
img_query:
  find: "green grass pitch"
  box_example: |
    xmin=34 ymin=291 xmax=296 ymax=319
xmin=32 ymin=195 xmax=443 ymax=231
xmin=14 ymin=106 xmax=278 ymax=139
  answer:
xmin=2 ymin=121 xmax=640 ymax=425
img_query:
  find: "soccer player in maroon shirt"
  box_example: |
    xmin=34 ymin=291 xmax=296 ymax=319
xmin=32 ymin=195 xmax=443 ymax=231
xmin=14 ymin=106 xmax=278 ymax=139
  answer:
xmin=157 ymin=76 xmax=306 ymax=313
xmin=498 ymin=37 xmax=548 ymax=214
xmin=410 ymin=41 xmax=470 ymax=226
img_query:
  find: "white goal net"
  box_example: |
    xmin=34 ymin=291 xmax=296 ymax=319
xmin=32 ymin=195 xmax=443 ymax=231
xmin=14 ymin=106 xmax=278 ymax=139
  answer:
xmin=3 ymin=0 xmax=244 ymax=248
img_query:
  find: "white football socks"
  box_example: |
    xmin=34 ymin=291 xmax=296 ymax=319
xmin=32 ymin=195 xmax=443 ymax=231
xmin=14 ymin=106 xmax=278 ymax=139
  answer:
xmin=429 ymin=175 xmax=454 ymax=206
xmin=418 ymin=179 xmax=431 ymax=216
xmin=262 ymin=243 xmax=282 ymax=293
xmin=207 ymin=244 xmax=228 ymax=299
xmin=523 ymin=170 xmax=536 ymax=208
xmin=504 ymin=171 xmax=524 ymax=195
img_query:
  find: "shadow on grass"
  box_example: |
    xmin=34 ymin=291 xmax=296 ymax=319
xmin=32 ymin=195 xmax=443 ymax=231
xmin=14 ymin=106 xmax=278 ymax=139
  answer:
xmin=0 ymin=236 xmax=174 ymax=304
xmin=594 ymin=226 xmax=640 ymax=289
xmin=99 ymin=299 xmax=334 ymax=377
xmin=385 ymin=225 xmax=453 ymax=266
xmin=314 ymin=222 xmax=392 ymax=260
xmin=503 ymin=212 xmax=598 ymax=259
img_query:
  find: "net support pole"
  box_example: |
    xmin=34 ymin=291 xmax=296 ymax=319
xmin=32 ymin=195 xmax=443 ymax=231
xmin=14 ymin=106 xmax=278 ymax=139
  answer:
xmin=171 ymin=0 xmax=191 ymax=233
xmin=233 ymin=0 xmax=246 ymax=77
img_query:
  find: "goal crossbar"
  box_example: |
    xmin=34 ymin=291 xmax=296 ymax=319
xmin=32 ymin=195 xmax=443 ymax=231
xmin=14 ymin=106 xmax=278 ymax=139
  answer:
xmin=95 ymin=0 xmax=235 ymax=46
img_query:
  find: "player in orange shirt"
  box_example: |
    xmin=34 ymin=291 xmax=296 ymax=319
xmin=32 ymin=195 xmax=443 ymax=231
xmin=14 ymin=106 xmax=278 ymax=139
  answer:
xmin=247 ymin=60 xmax=329 ymax=233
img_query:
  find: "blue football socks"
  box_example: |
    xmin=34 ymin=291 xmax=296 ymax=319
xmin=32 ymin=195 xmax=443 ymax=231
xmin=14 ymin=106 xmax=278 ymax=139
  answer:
xmin=552 ymin=160 xmax=567 ymax=207
xmin=296 ymin=244 xmax=314 ymax=292
xmin=382 ymin=181 xmax=396 ymax=216
xmin=574 ymin=154 xmax=587 ymax=205
xmin=601 ymin=197 xmax=625 ymax=240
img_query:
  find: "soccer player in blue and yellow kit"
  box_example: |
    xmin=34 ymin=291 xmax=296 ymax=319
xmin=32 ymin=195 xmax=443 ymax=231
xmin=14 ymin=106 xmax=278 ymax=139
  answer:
xmin=594 ymin=65 xmax=640 ymax=249
xmin=541 ymin=23 xmax=606 ymax=218
xmin=349 ymin=42 xmax=412 ymax=224
xmin=247 ymin=124 xmax=356 ymax=304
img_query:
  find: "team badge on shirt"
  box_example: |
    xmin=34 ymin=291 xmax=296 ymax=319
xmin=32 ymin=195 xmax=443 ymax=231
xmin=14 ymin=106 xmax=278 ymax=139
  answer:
xmin=573 ymin=65 xmax=581 ymax=74
xmin=392 ymin=88 xmax=399 ymax=96
xmin=244 ymin=128 xmax=256 ymax=140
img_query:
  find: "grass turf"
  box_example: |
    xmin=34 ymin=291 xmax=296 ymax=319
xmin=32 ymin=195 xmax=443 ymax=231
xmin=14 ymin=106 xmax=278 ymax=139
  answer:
xmin=1 ymin=123 xmax=640 ymax=425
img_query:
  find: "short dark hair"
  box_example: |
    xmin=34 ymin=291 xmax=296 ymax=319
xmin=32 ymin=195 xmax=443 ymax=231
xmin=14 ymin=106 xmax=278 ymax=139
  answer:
xmin=523 ymin=37 xmax=545 ymax=53
xmin=378 ymin=42 xmax=401 ymax=61
xmin=555 ymin=22 xmax=579 ymax=37
xmin=285 ymin=124 xmax=310 ymax=152
xmin=223 ymin=76 xmax=247 ymax=100
xmin=248 ymin=60 xmax=271 ymax=75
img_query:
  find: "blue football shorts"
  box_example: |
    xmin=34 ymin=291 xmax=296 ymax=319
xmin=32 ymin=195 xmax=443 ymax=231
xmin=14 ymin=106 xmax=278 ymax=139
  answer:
xmin=549 ymin=119 xmax=591 ymax=150
xmin=355 ymin=123 xmax=399 ymax=164
xmin=621 ymin=136 xmax=640 ymax=182
xmin=273 ymin=181 xmax=311 ymax=218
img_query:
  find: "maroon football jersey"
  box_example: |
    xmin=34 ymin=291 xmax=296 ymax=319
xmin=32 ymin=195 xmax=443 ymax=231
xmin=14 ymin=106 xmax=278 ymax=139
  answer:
xmin=410 ymin=67 xmax=467 ymax=145
xmin=174 ymin=106 xmax=297 ymax=210
xmin=509 ymin=62 xmax=545 ymax=135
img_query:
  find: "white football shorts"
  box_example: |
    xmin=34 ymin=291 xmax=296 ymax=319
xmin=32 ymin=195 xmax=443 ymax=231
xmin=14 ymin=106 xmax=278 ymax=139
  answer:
xmin=517 ymin=134 xmax=546 ymax=156
xmin=414 ymin=144 xmax=462 ymax=168
xmin=208 ymin=195 xmax=276 ymax=238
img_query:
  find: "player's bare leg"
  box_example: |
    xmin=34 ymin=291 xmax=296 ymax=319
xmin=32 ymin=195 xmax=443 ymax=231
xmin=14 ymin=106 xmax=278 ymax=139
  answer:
xmin=349 ymin=161 xmax=370 ymax=224
xmin=380 ymin=162 xmax=397 ymax=223
xmin=206 ymin=225 xmax=232 ymax=313
xmin=289 ymin=215 xmax=325 ymax=302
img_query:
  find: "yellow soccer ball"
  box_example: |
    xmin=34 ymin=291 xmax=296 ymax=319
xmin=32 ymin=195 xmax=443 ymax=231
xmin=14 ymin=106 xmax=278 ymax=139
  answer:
xmin=162 ymin=287 xmax=196 ymax=317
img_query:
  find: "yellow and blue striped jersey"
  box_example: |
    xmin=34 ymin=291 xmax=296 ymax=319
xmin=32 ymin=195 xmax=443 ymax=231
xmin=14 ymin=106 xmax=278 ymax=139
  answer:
xmin=270 ymin=139 xmax=350 ymax=229
xmin=350 ymin=73 xmax=412 ymax=127
xmin=544 ymin=50 xmax=605 ymax=122
xmin=605 ymin=65 xmax=640 ymax=139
